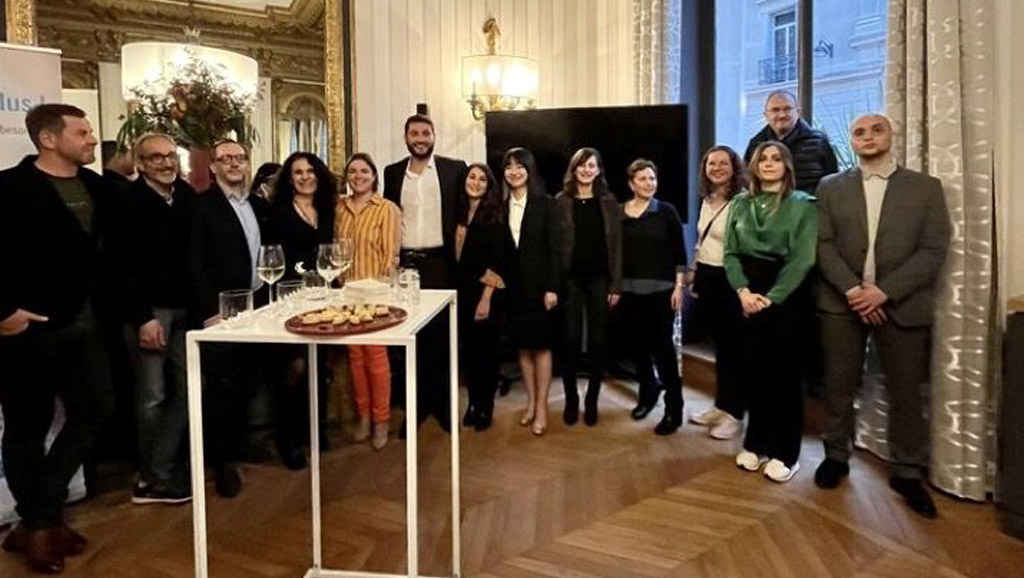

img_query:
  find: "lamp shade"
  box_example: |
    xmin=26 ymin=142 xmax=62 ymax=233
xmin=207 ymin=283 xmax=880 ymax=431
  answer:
xmin=461 ymin=54 xmax=539 ymax=101
xmin=120 ymin=42 xmax=259 ymax=100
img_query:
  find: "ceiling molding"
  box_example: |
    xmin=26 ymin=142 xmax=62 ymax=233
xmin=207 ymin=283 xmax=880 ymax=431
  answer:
xmin=38 ymin=0 xmax=325 ymax=82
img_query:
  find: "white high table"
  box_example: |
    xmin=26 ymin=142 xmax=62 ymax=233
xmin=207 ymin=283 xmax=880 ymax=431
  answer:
xmin=185 ymin=289 xmax=460 ymax=578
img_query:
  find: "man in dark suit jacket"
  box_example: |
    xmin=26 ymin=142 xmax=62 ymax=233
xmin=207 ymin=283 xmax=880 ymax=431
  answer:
xmin=189 ymin=140 xmax=270 ymax=498
xmin=382 ymin=114 xmax=467 ymax=431
xmin=111 ymin=133 xmax=196 ymax=506
xmin=813 ymin=114 xmax=951 ymax=518
xmin=0 ymin=104 xmax=115 ymax=572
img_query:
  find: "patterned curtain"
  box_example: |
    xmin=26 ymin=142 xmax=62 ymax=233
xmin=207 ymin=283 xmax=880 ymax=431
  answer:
xmin=632 ymin=0 xmax=681 ymax=105
xmin=856 ymin=0 xmax=996 ymax=500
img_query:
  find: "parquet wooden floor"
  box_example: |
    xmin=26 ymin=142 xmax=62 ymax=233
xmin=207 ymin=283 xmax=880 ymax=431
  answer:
xmin=1 ymin=380 xmax=1021 ymax=577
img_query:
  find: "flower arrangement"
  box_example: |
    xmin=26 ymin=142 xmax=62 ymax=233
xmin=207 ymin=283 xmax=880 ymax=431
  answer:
xmin=117 ymin=48 xmax=258 ymax=150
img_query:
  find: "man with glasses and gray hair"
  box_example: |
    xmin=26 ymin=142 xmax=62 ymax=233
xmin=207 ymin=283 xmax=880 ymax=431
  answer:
xmin=744 ymin=90 xmax=838 ymax=194
xmin=111 ymin=133 xmax=196 ymax=506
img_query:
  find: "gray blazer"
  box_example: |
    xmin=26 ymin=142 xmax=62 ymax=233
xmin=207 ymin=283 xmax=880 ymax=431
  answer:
xmin=815 ymin=166 xmax=951 ymax=327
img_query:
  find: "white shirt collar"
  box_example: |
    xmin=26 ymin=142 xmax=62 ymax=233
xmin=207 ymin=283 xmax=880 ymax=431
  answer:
xmin=860 ymin=157 xmax=898 ymax=180
xmin=509 ymin=193 xmax=528 ymax=207
xmin=405 ymin=155 xmax=436 ymax=177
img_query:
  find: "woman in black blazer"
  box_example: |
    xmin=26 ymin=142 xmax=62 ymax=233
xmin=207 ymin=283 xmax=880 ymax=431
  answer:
xmin=502 ymin=148 xmax=561 ymax=436
xmin=554 ymin=147 xmax=622 ymax=427
xmin=455 ymin=163 xmax=511 ymax=431
xmin=267 ymin=152 xmax=337 ymax=469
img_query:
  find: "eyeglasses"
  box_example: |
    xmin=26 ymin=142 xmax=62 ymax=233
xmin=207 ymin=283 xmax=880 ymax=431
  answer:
xmin=140 ymin=152 xmax=178 ymax=164
xmin=215 ymin=154 xmax=249 ymax=164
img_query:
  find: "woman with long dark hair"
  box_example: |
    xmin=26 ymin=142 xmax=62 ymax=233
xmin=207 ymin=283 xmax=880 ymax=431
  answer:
xmin=455 ymin=163 xmax=511 ymax=431
xmin=268 ymin=152 xmax=337 ymax=469
xmin=502 ymin=148 xmax=560 ymax=436
xmin=554 ymin=147 xmax=622 ymax=427
xmin=689 ymin=146 xmax=749 ymax=440
xmin=724 ymin=141 xmax=817 ymax=483
xmin=620 ymin=159 xmax=687 ymax=435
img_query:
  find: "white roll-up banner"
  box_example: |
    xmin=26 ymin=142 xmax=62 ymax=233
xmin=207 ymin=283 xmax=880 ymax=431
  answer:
xmin=0 ymin=42 xmax=63 ymax=170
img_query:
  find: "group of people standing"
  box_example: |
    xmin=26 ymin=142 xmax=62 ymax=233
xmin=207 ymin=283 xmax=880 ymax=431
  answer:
xmin=0 ymin=88 xmax=952 ymax=573
xmin=688 ymin=92 xmax=949 ymax=518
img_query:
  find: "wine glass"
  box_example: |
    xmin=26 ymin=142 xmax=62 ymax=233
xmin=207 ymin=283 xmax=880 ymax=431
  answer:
xmin=316 ymin=243 xmax=342 ymax=299
xmin=336 ymin=237 xmax=354 ymax=281
xmin=257 ymin=244 xmax=286 ymax=304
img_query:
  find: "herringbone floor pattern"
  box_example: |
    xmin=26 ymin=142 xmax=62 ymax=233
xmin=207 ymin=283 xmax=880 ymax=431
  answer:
xmin=1 ymin=381 xmax=1021 ymax=577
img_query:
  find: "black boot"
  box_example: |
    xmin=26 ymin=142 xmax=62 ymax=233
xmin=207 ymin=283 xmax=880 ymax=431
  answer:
xmin=583 ymin=381 xmax=601 ymax=426
xmin=563 ymin=380 xmax=580 ymax=425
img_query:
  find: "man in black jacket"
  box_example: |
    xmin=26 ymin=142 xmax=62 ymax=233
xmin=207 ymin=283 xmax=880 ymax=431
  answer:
xmin=744 ymin=90 xmax=839 ymax=194
xmin=189 ymin=140 xmax=270 ymax=498
xmin=0 ymin=104 xmax=115 ymax=573
xmin=113 ymin=133 xmax=196 ymax=506
xmin=383 ymin=114 xmax=467 ymax=432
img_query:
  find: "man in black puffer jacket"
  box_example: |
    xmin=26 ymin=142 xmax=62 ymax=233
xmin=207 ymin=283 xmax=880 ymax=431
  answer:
xmin=744 ymin=90 xmax=839 ymax=194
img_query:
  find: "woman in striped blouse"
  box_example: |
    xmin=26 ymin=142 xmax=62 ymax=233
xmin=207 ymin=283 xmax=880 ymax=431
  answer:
xmin=335 ymin=152 xmax=401 ymax=450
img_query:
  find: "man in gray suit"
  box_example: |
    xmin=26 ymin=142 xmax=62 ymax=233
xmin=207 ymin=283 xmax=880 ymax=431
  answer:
xmin=813 ymin=114 xmax=950 ymax=518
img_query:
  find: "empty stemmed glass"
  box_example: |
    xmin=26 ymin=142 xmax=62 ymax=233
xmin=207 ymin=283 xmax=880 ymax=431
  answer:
xmin=336 ymin=237 xmax=354 ymax=284
xmin=257 ymin=244 xmax=286 ymax=304
xmin=316 ymin=243 xmax=342 ymax=299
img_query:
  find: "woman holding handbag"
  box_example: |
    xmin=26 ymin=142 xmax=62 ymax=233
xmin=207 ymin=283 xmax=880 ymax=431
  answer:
xmin=688 ymin=146 xmax=748 ymax=440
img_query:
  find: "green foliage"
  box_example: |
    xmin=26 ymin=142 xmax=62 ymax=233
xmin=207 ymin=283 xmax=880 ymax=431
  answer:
xmin=117 ymin=49 xmax=258 ymax=150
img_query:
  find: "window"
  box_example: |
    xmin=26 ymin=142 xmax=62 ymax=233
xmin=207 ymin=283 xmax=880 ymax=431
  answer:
xmin=715 ymin=0 xmax=888 ymax=169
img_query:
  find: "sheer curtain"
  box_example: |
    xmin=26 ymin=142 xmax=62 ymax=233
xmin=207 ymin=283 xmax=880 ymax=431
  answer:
xmin=855 ymin=0 xmax=997 ymax=501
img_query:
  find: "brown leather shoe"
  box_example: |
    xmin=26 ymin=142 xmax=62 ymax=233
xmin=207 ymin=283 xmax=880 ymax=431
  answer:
xmin=25 ymin=528 xmax=65 ymax=574
xmin=53 ymin=523 xmax=87 ymax=556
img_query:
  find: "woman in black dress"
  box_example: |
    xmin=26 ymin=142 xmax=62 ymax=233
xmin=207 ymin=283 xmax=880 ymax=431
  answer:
xmin=268 ymin=152 xmax=337 ymax=469
xmin=502 ymin=148 xmax=560 ymax=436
xmin=554 ymin=147 xmax=622 ymax=427
xmin=455 ymin=163 xmax=511 ymax=431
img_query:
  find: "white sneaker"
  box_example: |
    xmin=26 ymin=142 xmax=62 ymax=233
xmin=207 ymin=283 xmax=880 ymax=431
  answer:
xmin=735 ymin=450 xmax=769 ymax=472
xmin=764 ymin=459 xmax=800 ymax=483
xmin=709 ymin=414 xmax=742 ymax=440
xmin=690 ymin=406 xmax=727 ymax=426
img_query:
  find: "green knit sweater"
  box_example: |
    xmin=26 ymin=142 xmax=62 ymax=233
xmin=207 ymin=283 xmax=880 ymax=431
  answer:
xmin=723 ymin=190 xmax=818 ymax=304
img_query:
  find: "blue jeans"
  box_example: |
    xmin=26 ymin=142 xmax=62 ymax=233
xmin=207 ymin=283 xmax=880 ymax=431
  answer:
xmin=125 ymin=308 xmax=189 ymax=486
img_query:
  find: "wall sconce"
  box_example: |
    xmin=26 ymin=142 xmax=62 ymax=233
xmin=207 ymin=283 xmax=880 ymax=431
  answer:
xmin=461 ymin=18 xmax=539 ymax=121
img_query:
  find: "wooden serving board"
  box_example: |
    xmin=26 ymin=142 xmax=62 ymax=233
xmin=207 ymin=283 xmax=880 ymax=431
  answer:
xmin=284 ymin=305 xmax=408 ymax=336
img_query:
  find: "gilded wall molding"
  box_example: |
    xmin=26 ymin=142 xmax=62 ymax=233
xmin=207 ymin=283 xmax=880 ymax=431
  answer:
xmin=38 ymin=0 xmax=325 ymax=82
xmin=5 ymin=0 xmax=37 ymax=45
xmin=323 ymin=0 xmax=345 ymax=170
xmin=61 ymin=59 xmax=99 ymax=89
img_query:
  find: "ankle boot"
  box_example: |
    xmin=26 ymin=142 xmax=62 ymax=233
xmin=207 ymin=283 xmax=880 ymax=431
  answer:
xmin=583 ymin=381 xmax=601 ymax=426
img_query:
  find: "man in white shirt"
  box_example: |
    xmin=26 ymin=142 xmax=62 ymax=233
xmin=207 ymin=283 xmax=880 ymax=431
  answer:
xmin=814 ymin=114 xmax=951 ymax=518
xmin=383 ymin=114 xmax=467 ymax=432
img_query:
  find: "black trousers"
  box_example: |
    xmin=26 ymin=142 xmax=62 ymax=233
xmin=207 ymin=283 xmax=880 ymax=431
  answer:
xmin=621 ymin=290 xmax=683 ymax=416
xmin=737 ymin=257 xmax=807 ymax=467
xmin=201 ymin=343 xmax=260 ymax=468
xmin=460 ymin=306 xmax=500 ymax=415
xmin=273 ymin=345 xmax=329 ymax=453
xmin=693 ymin=263 xmax=746 ymax=419
xmin=0 ymin=313 xmax=114 ymax=529
xmin=561 ymin=273 xmax=610 ymax=401
xmin=391 ymin=249 xmax=451 ymax=423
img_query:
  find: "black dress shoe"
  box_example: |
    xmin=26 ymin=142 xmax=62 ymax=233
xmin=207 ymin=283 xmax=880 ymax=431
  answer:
xmin=889 ymin=476 xmax=937 ymax=519
xmin=631 ymin=402 xmax=655 ymax=420
xmin=474 ymin=410 xmax=492 ymax=432
xmin=563 ymin=397 xmax=580 ymax=425
xmin=463 ymin=406 xmax=477 ymax=427
xmin=814 ymin=458 xmax=850 ymax=489
xmin=281 ymin=448 xmax=307 ymax=471
xmin=215 ymin=464 xmax=242 ymax=498
xmin=653 ymin=413 xmax=681 ymax=435
xmin=25 ymin=528 xmax=65 ymax=574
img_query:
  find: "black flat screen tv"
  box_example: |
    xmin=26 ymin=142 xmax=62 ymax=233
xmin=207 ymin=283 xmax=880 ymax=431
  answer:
xmin=485 ymin=104 xmax=688 ymax=222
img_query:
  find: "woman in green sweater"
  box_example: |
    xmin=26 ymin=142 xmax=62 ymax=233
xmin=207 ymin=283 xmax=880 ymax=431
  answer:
xmin=723 ymin=140 xmax=818 ymax=483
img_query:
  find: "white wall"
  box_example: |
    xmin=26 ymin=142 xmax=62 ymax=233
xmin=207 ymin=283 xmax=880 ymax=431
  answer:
xmin=352 ymin=0 xmax=636 ymax=165
xmin=97 ymin=62 xmax=127 ymax=143
xmin=996 ymin=1 xmax=1024 ymax=311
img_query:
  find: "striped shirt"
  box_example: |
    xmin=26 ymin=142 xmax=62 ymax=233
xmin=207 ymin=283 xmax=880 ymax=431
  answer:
xmin=335 ymin=193 xmax=401 ymax=281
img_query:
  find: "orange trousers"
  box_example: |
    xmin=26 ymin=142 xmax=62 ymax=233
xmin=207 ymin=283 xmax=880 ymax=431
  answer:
xmin=348 ymin=345 xmax=390 ymax=423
